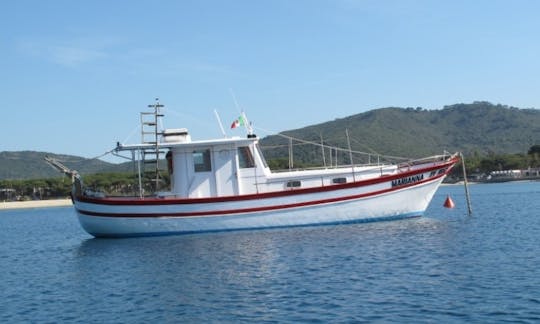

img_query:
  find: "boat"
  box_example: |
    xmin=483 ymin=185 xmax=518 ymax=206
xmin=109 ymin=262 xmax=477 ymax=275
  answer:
xmin=64 ymin=101 xmax=460 ymax=237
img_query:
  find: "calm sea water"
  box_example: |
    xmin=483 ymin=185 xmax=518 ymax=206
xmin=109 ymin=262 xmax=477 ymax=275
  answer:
xmin=1 ymin=182 xmax=539 ymax=323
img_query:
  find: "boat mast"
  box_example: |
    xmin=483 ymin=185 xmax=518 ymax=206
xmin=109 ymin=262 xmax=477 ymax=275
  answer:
xmin=140 ymin=99 xmax=165 ymax=195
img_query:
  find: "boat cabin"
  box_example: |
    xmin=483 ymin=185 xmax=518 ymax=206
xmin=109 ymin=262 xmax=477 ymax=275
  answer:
xmin=116 ymin=124 xmax=401 ymax=200
xmin=161 ymin=130 xmax=270 ymax=198
xmin=108 ymin=101 xmax=406 ymax=200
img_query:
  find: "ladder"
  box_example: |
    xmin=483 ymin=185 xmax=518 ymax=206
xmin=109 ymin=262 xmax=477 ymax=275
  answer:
xmin=140 ymin=99 xmax=166 ymax=194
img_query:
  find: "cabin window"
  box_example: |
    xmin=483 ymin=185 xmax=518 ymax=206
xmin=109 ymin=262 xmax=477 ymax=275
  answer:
xmin=193 ymin=149 xmax=212 ymax=172
xmin=332 ymin=177 xmax=347 ymax=184
xmin=166 ymin=151 xmax=173 ymax=174
xmin=238 ymin=147 xmax=255 ymax=168
xmin=286 ymin=180 xmax=301 ymax=188
xmin=255 ymin=144 xmax=268 ymax=168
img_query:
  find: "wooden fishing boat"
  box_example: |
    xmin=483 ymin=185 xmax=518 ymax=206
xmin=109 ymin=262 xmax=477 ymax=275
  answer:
xmin=61 ymin=101 xmax=460 ymax=237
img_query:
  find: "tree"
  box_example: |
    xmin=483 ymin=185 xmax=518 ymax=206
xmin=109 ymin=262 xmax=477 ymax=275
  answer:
xmin=528 ymin=145 xmax=540 ymax=168
xmin=528 ymin=145 xmax=540 ymax=155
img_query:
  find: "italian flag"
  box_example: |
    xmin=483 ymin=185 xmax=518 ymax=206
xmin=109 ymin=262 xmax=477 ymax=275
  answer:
xmin=230 ymin=115 xmax=246 ymax=129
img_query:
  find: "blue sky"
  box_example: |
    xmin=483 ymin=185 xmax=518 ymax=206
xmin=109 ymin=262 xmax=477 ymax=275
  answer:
xmin=1 ymin=0 xmax=539 ymax=161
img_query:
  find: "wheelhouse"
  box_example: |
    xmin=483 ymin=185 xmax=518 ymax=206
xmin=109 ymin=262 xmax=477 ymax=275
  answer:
xmin=118 ymin=133 xmax=271 ymax=199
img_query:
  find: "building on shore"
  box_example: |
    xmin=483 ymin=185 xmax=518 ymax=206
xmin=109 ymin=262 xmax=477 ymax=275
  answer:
xmin=485 ymin=168 xmax=540 ymax=182
xmin=0 ymin=188 xmax=17 ymax=201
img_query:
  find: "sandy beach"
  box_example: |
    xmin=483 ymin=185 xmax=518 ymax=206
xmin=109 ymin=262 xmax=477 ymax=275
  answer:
xmin=0 ymin=199 xmax=72 ymax=210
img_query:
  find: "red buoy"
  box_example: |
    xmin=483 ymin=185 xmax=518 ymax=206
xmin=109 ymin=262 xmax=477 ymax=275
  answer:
xmin=443 ymin=195 xmax=455 ymax=208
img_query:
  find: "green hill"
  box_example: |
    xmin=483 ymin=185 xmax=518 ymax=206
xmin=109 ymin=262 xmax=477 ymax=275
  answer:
xmin=2 ymin=101 xmax=539 ymax=180
xmin=260 ymin=101 xmax=540 ymax=164
xmin=0 ymin=151 xmax=131 ymax=180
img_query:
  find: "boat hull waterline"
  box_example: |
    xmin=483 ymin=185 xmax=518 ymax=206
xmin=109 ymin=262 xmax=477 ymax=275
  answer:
xmin=74 ymin=161 xmax=455 ymax=237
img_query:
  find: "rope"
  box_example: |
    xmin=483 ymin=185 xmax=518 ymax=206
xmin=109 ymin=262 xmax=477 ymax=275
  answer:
xmin=87 ymin=148 xmax=116 ymax=160
xmin=53 ymin=148 xmax=116 ymax=163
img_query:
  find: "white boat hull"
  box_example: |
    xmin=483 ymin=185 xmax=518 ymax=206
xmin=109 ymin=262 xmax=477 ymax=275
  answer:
xmin=74 ymin=167 xmax=449 ymax=237
xmin=62 ymin=101 xmax=460 ymax=238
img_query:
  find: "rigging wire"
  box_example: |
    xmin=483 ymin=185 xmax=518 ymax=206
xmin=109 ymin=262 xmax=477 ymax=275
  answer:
xmin=121 ymin=124 xmax=141 ymax=146
xmin=88 ymin=149 xmax=117 ymax=161
xmin=63 ymin=110 xmax=419 ymax=164
xmin=50 ymin=148 xmax=118 ymax=165
xmin=254 ymin=125 xmax=411 ymax=162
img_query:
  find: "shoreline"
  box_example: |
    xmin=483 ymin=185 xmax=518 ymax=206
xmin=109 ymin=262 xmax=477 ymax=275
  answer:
xmin=0 ymin=199 xmax=72 ymax=211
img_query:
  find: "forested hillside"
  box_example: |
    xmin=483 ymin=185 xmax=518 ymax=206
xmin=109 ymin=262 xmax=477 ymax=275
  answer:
xmin=260 ymin=102 xmax=540 ymax=165
xmin=1 ymin=101 xmax=539 ymax=180
xmin=0 ymin=151 xmax=130 ymax=180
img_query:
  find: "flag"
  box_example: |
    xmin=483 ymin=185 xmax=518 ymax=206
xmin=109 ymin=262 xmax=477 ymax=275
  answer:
xmin=230 ymin=115 xmax=245 ymax=129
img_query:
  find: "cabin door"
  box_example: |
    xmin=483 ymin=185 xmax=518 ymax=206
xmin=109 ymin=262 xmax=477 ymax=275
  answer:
xmin=213 ymin=148 xmax=239 ymax=196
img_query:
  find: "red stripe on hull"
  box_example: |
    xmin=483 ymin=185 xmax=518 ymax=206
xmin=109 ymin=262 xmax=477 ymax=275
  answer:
xmin=75 ymin=170 xmax=451 ymax=218
xmin=76 ymin=158 xmax=458 ymax=207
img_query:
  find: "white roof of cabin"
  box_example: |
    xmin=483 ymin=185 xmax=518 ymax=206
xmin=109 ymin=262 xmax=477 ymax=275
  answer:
xmin=117 ymin=137 xmax=257 ymax=151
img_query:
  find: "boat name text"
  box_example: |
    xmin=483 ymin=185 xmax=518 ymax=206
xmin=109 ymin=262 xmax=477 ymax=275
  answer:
xmin=392 ymin=174 xmax=424 ymax=187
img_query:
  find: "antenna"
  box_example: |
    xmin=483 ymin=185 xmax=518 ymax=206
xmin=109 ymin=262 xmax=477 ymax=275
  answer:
xmin=346 ymin=128 xmax=356 ymax=181
xmin=229 ymin=88 xmax=254 ymax=136
xmin=229 ymin=88 xmax=242 ymax=114
xmin=240 ymin=111 xmax=254 ymax=136
xmin=214 ymin=109 xmax=227 ymax=138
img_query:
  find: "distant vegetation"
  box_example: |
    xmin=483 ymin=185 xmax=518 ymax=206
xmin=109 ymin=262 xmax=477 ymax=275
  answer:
xmin=260 ymin=101 xmax=540 ymax=164
xmin=265 ymin=146 xmax=540 ymax=177
xmin=458 ymin=146 xmax=540 ymax=176
xmin=0 ymin=151 xmax=132 ymax=180
xmin=1 ymin=146 xmax=538 ymax=201
xmin=1 ymin=101 xmax=539 ymax=200
xmin=0 ymin=169 xmax=176 ymax=201
xmin=0 ymin=172 xmax=143 ymax=201
xmin=0 ymin=145 xmax=540 ymax=201
xmin=0 ymin=177 xmax=72 ymax=201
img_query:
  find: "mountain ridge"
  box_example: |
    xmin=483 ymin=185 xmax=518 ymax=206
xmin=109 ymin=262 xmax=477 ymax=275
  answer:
xmin=260 ymin=101 xmax=540 ymax=162
xmin=2 ymin=101 xmax=539 ymax=180
xmin=0 ymin=151 xmax=131 ymax=180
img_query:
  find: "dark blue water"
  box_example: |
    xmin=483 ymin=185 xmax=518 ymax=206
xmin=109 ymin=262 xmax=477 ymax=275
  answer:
xmin=1 ymin=182 xmax=540 ymax=323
